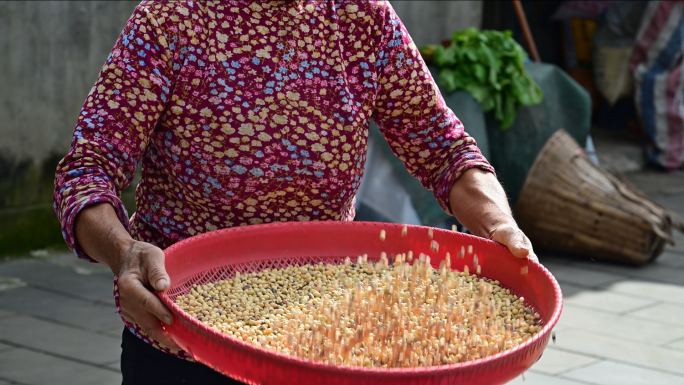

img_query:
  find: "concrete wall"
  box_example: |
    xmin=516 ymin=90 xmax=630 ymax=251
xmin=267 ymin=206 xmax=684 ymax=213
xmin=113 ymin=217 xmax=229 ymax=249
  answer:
xmin=0 ymin=1 xmax=138 ymax=164
xmin=0 ymin=1 xmax=138 ymax=254
xmin=391 ymin=1 xmax=483 ymax=47
xmin=0 ymin=1 xmax=481 ymax=255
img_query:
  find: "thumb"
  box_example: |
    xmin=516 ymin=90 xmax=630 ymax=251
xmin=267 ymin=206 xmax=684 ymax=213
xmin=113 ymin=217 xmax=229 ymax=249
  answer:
xmin=142 ymin=247 xmax=171 ymax=292
xmin=510 ymin=239 xmax=531 ymax=259
xmin=491 ymin=225 xmax=531 ymax=259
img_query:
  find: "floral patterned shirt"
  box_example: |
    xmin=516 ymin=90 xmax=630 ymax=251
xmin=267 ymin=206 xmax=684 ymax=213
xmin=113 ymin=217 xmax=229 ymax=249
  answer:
xmin=54 ymin=0 xmax=493 ymax=359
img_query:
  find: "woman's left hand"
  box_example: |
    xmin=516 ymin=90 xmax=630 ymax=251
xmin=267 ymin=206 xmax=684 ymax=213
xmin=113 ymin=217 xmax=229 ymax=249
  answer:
xmin=449 ymin=168 xmax=539 ymax=264
xmin=489 ymin=223 xmax=539 ymax=263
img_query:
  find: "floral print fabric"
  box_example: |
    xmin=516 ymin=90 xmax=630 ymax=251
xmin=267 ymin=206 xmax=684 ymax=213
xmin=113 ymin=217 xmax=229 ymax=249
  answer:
xmin=54 ymin=0 xmax=493 ymax=358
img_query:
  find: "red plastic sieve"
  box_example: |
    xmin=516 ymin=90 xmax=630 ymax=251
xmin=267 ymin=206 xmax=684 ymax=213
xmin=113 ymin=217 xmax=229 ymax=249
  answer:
xmin=157 ymin=221 xmax=563 ymax=385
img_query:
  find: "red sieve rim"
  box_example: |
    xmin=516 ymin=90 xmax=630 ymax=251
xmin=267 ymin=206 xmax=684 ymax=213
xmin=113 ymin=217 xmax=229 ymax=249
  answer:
xmin=158 ymin=221 xmax=563 ymax=376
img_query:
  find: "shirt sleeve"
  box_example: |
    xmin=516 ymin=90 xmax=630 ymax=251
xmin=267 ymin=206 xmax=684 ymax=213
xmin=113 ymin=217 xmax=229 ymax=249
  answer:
xmin=53 ymin=3 xmax=179 ymax=261
xmin=370 ymin=2 xmax=495 ymax=215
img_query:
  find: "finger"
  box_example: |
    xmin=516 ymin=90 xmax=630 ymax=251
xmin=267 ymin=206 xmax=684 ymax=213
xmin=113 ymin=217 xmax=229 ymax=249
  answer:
xmin=120 ymin=275 xmax=174 ymax=326
xmin=492 ymin=226 xmax=531 ymax=259
xmin=509 ymin=241 xmax=530 ymax=259
xmin=522 ymin=236 xmax=539 ymax=263
xmin=509 ymin=231 xmax=531 ymax=259
xmin=133 ymin=306 xmax=181 ymax=352
xmin=141 ymin=246 xmax=171 ymax=292
xmin=528 ymin=250 xmax=539 ymax=263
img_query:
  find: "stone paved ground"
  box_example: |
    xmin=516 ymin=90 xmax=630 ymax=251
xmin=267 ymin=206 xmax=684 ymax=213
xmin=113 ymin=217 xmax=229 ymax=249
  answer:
xmin=0 ymin=171 xmax=682 ymax=385
xmin=0 ymin=255 xmax=121 ymax=385
xmin=506 ymin=173 xmax=684 ymax=385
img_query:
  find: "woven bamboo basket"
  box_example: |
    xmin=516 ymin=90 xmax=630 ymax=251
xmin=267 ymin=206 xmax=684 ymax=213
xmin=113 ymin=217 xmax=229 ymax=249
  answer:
xmin=514 ymin=130 xmax=684 ymax=265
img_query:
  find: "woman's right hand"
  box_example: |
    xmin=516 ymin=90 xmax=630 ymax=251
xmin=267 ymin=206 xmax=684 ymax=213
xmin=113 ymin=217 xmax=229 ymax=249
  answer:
xmin=113 ymin=239 xmax=181 ymax=352
xmin=74 ymin=202 xmax=180 ymax=351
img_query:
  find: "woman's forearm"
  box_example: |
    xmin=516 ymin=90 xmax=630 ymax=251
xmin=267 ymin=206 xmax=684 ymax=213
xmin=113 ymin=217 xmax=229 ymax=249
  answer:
xmin=448 ymin=168 xmax=516 ymax=240
xmin=74 ymin=202 xmax=135 ymax=275
xmin=75 ymin=202 xmax=179 ymax=349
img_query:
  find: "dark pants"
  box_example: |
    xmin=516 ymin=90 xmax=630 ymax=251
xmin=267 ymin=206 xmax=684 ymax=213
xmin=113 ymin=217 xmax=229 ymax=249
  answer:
xmin=121 ymin=327 xmax=245 ymax=385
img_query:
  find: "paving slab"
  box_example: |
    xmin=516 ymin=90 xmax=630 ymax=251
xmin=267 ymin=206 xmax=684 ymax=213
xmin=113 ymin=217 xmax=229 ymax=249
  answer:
xmin=653 ymin=195 xmax=684 ymax=212
xmin=106 ymin=361 xmax=121 ymax=372
xmin=0 ymin=347 xmax=120 ymax=385
xmin=562 ymin=360 xmax=684 ymax=385
xmin=0 ymin=277 xmax=26 ymax=292
xmin=99 ymin=326 xmax=124 ymax=339
xmin=529 ymin=347 xmax=600 ymax=375
xmin=600 ymin=279 xmax=684 ymax=305
xmin=667 ymin=338 xmax=684 ymax=352
xmin=0 ymin=260 xmax=114 ymax=304
xmin=561 ymin=285 xmax=656 ymax=314
xmin=557 ymin=282 xmax=586 ymax=299
xmin=549 ymin=313 xmax=571 ymax=333
xmin=653 ymin=251 xmax=684 ymax=268
xmin=667 ymin=244 xmax=684 ymax=254
xmin=0 ymin=342 xmax=13 ymax=353
xmin=0 ymin=315 xmax=120 ymax=365
xmin=507 ymin=371 xmax=586 ymax=385
xmin=624 ymin=170 xmax=684 ymax=197
xmin=0 ymin=286 xmax=122 ymax=332
xmin=0 ymin=308 xmax=15 ymax=319
xmin=665 ymin=247 xmax=684 ymax=256
xmin=553 ymin=330 xmax=684 ymax=376
xmin=542 ymin=263 xmax=626 ymax=288
xmin=38 ymin=250 xmax=113 ymax=276
xmin=618 ymin=265 xmax=684 ymax=285
xmin=553 ymin=306 xmax=684 ymax=344
xmin=627 ymin=303 xmax=684 ymax=327
xmin=539 ymin=254 xmax=583 ymax=265
xmin=676 ymin=230 xmax=684 ymax=241
xmin=568 ymin=261 xmax=684 ymax=286
xmin=664 ymin=230 xmax=684 ymax=254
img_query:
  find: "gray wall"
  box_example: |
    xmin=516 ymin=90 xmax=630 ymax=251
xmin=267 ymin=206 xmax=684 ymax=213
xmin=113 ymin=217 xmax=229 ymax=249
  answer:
xmin=0 ymin=1 xmax=138 ymax=254
xmin=391 ymin=1 xmax=482 ymax=47
xmin=0 ymin=1 xmax=138 ymax=164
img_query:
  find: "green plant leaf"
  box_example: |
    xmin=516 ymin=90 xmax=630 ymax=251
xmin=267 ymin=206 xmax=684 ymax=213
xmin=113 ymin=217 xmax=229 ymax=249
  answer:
xmin=500 ymin=94 xmax=517 ymax=129
xmin=480 ymin=95 xmax=496 ymax=112
xmin=464 ymin=47 xmax=478 ymax=62
xmin=494 ymin=92 xmax=503 ymax=121
xmin=438 ymin=68 xmax=458 ymax=93
xmin=434 ymin=28 xmax=543 ymax=130
xmin=464 ymin=82 xmax=491 ymax=104
xmin=435 ymin=45 xmax=456 ymax=67
xmin=473 ymin=63 xmax=486 ymax=83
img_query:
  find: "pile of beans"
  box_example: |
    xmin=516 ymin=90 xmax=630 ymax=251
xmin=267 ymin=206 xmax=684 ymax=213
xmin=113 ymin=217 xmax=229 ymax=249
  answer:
xmin=175 ymin=230 xmax=541 ymax=368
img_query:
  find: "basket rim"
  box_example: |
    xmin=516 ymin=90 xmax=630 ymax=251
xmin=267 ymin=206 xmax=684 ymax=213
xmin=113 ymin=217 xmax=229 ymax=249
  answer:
xmin=158 ymin=221 xmax=564 ymax=376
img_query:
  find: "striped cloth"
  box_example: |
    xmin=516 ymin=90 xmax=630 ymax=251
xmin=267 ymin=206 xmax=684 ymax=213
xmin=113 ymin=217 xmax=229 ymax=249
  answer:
xmin=631 ymin=1 xmax=684 ymax=170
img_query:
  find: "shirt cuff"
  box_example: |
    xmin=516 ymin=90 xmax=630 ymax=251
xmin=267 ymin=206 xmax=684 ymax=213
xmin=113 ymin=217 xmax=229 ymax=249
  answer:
xmin=432 ymin=149 xmax=496 ymax=216
xmin=60 ymin=194 xmax=130 ymax=263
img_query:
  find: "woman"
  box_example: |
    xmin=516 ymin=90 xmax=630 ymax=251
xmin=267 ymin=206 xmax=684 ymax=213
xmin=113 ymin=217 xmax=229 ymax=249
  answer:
xmin=54 ymin=1 xmax=537 ymax=383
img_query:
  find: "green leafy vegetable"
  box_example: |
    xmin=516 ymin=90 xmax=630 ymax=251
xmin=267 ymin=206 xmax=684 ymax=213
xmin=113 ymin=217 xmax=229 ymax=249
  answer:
xmin=421 ymin=28 xmax=543 ymax=130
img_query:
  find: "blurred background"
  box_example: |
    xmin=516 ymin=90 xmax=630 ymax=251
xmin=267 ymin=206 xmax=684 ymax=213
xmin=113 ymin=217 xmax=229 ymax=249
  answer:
xmin=1 ymin=2 xmax=684 ymax=385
